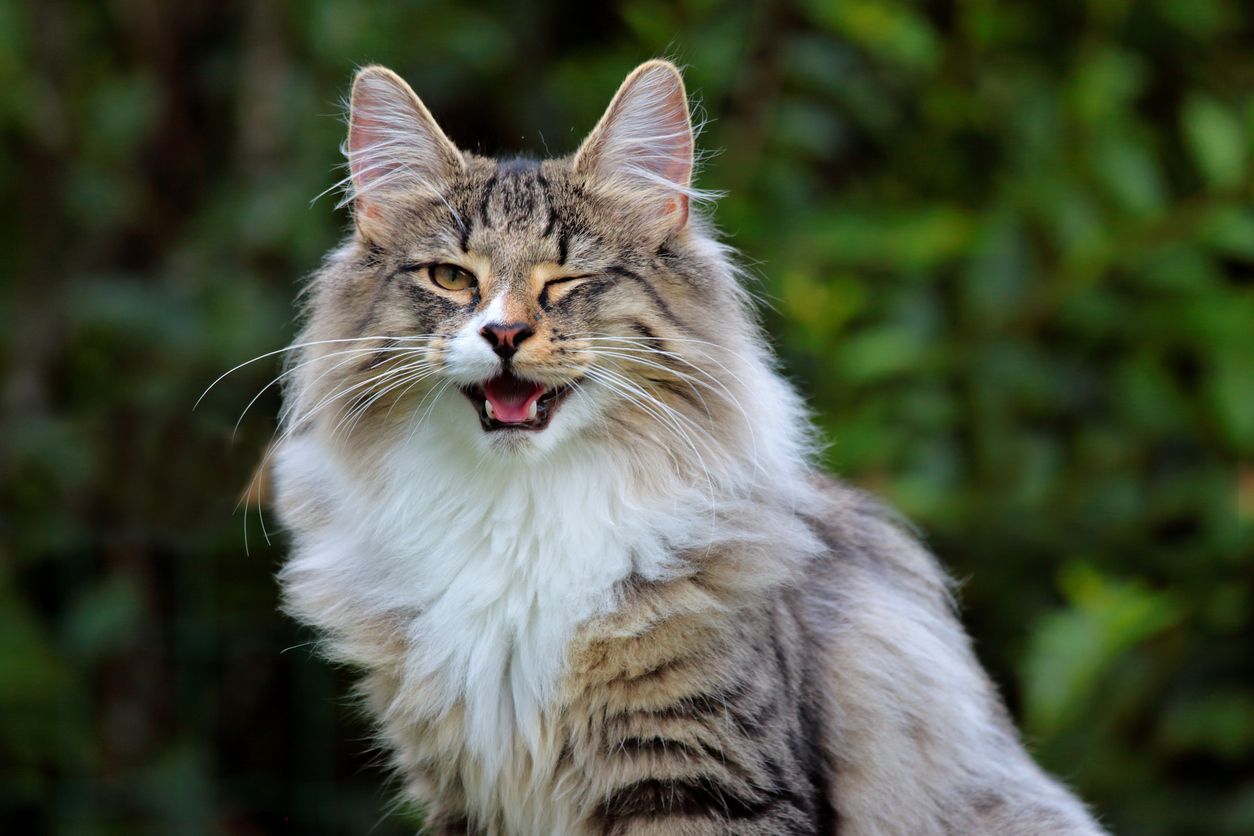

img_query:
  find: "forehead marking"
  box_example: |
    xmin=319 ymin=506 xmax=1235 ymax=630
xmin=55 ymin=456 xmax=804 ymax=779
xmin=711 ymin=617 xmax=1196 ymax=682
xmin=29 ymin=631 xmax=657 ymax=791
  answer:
xmin=466 ymin=164 xmax=569 ymax=266
xmin=478 ymin=173 xmax=499 ymax=228
xmin=457 ymin=206 xmax=471 ymax=253
xmin=537 ymin=173 xmax=558 ymax=239
xmin=535 ymin=172 xmax=568 ymax=265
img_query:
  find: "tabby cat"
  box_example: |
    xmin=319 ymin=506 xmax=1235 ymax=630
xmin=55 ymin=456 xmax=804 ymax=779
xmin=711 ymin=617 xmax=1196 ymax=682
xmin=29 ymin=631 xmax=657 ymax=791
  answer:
xmin=272 ymin=60 xmax=1105 ymax=835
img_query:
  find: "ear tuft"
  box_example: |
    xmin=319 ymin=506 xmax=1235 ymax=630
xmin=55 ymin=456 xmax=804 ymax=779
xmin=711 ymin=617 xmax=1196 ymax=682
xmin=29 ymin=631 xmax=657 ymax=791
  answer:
xmin=574 ymin=60 xmax=697 ymax=228
xmin=343 ymin=66 xmax=463 ymax=222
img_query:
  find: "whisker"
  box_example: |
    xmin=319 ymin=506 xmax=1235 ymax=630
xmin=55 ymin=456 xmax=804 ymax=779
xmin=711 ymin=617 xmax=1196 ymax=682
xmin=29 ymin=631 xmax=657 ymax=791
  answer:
xmin=588 ymin=365 xmax=719 ymax=450
xmin=578 ymin=344 xmax=763 ymax=475
xmin=574 ymin=334 xmax=756 ymax=392
xmin=584 ymin=366 xmax=718 ymax=527
xmin=236 ymin=345 xmax=430 ymax=438
xmin=287 ymin=355 xmax=433 ymax=435
xmin=237 ymin=354 xmax=439 ymax=549
xmin=332 ymin=363 xmax=439 ymax=443
xmin=322 ymin=359 xmax=438 ymax=441
xmin=197 ymin=333 xmax=440 ymax=410
xmin=403 ymin=378 xmax=455 ymax=448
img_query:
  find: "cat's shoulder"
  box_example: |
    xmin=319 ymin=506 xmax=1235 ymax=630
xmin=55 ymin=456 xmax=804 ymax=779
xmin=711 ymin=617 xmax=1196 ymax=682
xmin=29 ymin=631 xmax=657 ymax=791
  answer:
xmin=803 ymin=473 xmax=954 ymax=604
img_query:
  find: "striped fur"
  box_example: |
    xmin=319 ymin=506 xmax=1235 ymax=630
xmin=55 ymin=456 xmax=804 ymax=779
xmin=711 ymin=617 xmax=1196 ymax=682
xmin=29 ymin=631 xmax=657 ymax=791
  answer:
xmin=273 ymin=62 xmax=1105 ymax=834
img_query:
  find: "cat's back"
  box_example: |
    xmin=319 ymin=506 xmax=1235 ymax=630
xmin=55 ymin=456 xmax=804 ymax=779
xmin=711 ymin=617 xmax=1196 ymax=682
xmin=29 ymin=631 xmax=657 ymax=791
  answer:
xmin=796 ymin=476 xmax=1104 ymax=835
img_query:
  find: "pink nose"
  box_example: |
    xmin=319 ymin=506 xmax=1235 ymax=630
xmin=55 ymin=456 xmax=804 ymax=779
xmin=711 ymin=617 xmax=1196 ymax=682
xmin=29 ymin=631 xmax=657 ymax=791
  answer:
xmin=479 ymin=322 xmax=534 ymax=358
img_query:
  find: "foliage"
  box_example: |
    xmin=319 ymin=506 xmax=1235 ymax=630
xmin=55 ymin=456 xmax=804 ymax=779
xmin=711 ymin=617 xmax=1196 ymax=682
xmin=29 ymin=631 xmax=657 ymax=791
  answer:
xmin=1 ymin=0 xmax=1250 ymax=833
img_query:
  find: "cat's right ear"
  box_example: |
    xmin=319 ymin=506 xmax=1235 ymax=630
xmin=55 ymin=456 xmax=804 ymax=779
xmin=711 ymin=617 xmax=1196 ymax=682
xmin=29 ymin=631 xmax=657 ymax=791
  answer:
xmin=574 ymin=60 xmax=695 ymax=231
xmin=345 ymin=66 xmax=463 ymax=232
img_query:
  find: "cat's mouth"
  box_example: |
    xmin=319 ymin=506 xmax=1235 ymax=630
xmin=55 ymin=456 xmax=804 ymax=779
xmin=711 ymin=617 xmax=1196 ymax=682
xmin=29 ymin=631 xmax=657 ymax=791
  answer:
xmin=460 ymin=370 xmax=574 ymax=432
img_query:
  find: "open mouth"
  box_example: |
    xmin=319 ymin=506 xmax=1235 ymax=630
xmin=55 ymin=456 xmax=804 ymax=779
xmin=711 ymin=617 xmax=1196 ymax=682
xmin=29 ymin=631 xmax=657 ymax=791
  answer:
xmin=460 ymin=370 xmax=574 ymax=432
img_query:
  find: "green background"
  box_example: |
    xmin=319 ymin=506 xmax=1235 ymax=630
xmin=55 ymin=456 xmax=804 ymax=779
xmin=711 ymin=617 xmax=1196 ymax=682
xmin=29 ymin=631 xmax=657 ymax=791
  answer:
xmin=2 ymin=0 xmax=1251 ymax=833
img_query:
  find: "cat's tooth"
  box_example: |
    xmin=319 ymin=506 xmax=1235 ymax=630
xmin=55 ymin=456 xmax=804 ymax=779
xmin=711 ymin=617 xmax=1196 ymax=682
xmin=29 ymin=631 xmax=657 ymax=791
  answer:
xmin=527 ymin=399 xmax=538 ymax=420
xmin=484 ymin=399 xmax=495 ymax=419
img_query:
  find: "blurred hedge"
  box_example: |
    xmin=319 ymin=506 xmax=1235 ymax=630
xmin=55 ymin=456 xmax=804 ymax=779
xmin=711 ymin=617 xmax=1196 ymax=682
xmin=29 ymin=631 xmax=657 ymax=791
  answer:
xmin=1 ymin=1 xmax=1251 ymax=834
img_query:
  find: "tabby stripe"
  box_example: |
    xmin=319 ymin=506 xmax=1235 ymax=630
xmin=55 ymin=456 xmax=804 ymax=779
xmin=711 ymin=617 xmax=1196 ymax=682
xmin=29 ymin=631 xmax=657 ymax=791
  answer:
xmin=537 ymin=172 xmax=558 ymax=238
xmin=545 ymin=277 xmax=610 ymax=313
xmin=611 ymin=736 xmax=702 ymax=759
xmin=612 ymin=651 xmax=694 ymax=686
xmin=363 ymin=338 xmax=401 ymax=370
xmin=616 ymin=685 xmax=749 ymax=724
xmin=599 ymin=775 xmax=777 ymax=821
xmin=797 ymin=674 xmax=838 ymax=830
xmin=362 ymin=243 xmax=385 ymax=268
xmin=402 ymin=282 xmax=465 ymax=316
xmin=478 ymin=172 xmax=498 ymax=227
xmin=629 ymin=320 xmax=659 ymax=342
xmin=650 ymin=377 xmax=705 ymax=412
xmin=606 ymin=265 xmax=685 ymax=329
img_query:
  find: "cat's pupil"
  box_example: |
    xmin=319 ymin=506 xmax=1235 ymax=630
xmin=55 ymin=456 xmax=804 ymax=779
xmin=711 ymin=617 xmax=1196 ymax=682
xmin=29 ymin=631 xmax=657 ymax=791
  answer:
xmin=431 ymin=263 xmax=473 ymax=290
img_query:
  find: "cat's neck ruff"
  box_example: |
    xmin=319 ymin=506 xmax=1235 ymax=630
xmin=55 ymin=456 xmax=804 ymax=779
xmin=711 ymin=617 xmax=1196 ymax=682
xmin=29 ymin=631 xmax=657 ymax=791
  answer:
xmin=279 ymin=392 xmax=708 ymax=766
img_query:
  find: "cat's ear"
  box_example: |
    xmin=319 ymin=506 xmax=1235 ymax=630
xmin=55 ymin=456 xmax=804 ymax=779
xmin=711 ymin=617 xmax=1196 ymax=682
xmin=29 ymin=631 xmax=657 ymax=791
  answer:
xmin=574 ymin=60 xmax=695 ymax=230
xmin=345 ymin=65 xmax=463 ymax=229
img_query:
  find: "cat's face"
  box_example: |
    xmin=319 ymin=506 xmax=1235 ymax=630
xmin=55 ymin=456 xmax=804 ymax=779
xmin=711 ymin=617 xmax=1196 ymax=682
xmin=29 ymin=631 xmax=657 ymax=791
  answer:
xmin=290 ymin=62 xmax=746 ymax=459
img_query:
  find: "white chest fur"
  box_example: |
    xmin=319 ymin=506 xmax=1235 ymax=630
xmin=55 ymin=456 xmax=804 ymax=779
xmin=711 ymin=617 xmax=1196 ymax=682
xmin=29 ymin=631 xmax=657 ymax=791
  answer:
xmin=275 ymin=403 xmax=687 ymax=826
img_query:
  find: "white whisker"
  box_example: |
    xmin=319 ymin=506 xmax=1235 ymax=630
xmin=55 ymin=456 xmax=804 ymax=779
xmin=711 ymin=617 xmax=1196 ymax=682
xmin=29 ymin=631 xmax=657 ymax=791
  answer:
xmin=196 ymin=334 xmax=438 ymax=410
xmin=236 ymin=345 xmax=431 ymax=438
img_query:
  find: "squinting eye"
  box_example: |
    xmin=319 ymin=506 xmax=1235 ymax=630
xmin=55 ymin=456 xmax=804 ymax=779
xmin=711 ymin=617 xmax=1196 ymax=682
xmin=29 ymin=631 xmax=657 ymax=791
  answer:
xmin=429 ymin=264 xmax=476 ymax=291
xmin=538 ymin=274 xmax=594 ymax=309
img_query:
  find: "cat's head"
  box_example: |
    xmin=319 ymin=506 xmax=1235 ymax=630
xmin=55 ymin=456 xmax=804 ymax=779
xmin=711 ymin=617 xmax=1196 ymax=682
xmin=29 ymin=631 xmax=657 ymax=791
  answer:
xmin=287 ymin=61 xmax=796 ymax=473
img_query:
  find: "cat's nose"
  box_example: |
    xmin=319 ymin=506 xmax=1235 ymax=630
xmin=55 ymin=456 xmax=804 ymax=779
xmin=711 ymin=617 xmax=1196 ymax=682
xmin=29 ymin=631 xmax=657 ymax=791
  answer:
xmin=479 ymin=322 xmax=535 ymax=359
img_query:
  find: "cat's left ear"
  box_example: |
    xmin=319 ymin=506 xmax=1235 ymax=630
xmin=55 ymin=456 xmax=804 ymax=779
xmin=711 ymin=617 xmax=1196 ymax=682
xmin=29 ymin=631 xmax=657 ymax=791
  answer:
xmin=574 ymin=60 xmax=695 ymax=230
xmin=345 ymin=66 xmax=463 ymax=232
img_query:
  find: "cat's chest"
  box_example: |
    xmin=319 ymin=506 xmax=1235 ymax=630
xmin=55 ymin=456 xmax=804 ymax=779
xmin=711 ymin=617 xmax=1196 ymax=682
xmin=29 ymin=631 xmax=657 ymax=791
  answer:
xmin=358 ymin=493 xmax=655 ymax=830
xmin=391 ymin=494 xmax=639 ymax=749
xmin=278 ymin=434 xmax=677 ymax=746
xmin=277 ymin=435 xmax=687 ymax=830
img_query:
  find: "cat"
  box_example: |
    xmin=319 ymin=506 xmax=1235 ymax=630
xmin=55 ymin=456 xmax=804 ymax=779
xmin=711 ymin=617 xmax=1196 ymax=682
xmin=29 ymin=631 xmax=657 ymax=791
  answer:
xmin=272 ymin=60 xmax=1105 ymax=835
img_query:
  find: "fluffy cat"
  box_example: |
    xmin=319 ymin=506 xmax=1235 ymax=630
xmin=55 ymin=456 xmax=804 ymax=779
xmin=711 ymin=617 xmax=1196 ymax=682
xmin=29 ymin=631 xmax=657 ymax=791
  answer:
xmin=272 ymin=60 xmax=1105 ymax=835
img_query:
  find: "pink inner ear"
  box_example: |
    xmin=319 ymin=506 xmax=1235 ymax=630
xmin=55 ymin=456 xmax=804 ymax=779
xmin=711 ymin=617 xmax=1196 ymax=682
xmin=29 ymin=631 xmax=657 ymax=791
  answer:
xmin=339 ymin=67 xmax=464 ymax=227
xmin=655 ymin=83 xmax=693 ymax=188
xmin=348 ymin=112 xmax=379 ymax=163
xmin=573 ymin=63 xmax=698 ymax=231
xmin=668 ymin=195 xmax=689 ymax=226
xmin=349 ymin=114 xmax=382 ymax=217
xmin=348 ymin=103 xmax=403 ymax=209
xmin=657 ymin=78 xmax=691 ymax=223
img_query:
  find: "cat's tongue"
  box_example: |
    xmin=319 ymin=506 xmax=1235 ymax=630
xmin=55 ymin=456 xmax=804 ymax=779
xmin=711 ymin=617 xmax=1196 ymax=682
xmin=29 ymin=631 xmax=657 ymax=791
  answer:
xmin=483 ymin=372 xmax=546 ymax=424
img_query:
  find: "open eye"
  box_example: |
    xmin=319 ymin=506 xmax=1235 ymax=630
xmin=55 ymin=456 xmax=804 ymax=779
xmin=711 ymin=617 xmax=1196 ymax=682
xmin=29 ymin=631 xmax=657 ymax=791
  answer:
xmin=430 ymin=263 xmax=476 ymax=291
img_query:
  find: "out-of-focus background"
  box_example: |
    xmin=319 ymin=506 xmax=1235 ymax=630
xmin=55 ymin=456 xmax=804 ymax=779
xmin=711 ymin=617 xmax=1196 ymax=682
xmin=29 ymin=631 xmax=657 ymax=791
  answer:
xmin=1 ymin=0 xmax=1250 ymax=833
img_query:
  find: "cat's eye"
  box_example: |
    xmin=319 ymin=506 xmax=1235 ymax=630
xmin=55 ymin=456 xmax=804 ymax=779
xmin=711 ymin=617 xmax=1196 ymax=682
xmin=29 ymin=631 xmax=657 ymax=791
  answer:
xmin=538 ymin=274 xmax=594 ymax=309
xmin=429 ymin=264 xmax=476 ymax=291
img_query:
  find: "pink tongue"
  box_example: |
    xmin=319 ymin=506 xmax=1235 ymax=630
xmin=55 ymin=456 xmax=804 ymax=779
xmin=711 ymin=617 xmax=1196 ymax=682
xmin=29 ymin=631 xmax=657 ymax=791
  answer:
xmin=484 ymin=373 xmax=545 ymax=423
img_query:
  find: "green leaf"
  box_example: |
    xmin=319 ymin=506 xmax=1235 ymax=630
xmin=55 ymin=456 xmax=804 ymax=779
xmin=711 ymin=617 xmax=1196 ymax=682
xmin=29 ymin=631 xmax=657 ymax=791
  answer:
xmin=1022 ymin=564 xmax=1183 ymax=736
xmin=802 ymin=0 xmax=940 ymax=73
xmin=1161 ymin=691 xmax=1254 ymax=760
xmin=1090 ymin=133 xmax=1167 ymax=218
xmin=1199 ymin=204 xmax=1254 ymax=260
xmin=1182 ymin=94 xmax=1248 ymax=191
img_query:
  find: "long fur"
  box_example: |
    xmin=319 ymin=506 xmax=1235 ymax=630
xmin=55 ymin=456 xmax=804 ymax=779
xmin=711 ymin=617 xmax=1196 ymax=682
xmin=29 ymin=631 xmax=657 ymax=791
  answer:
xmin=272 ymin=61 xmax=1105 ymax=835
